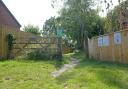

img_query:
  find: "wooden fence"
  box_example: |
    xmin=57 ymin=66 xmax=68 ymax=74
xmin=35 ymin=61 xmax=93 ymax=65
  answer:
xmin=0 ymin=24 xmax=72 ymax=59
xmin=88 ymin=29 xmax=128 ymax=64
xmin=0 ymin=24 xmax=35 ymax=58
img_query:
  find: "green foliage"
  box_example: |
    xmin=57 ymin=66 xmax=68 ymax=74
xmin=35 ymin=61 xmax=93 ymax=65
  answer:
xmin=23 ymin=24 xmax=41 ymax=35
xmin=27 ymin=50 xmax=53 ymax=60
xmin=104 ymin=6 xmax=120 ymax=33
xmin=103 ymin=0 xmax=128 ymax=33
xmin=7 ymin=34 xmax=15 ymax=51
xmin=43 ymin=17 xmax=64 ymax=37
xmin=43 ymin=17 xmax=57 ymax=36
xmin=50 ymin=0 xmax=105 ymax=49
xmin=26 ymin=49 xmax=62 ymax=60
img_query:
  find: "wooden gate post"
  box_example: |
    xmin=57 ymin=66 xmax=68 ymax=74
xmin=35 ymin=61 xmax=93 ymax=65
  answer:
xmin=57 ymin=37 xmax=62 ymax=60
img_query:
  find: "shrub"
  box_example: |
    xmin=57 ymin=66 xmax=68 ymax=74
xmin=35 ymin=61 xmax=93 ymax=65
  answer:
xmin=26 ymin=49 xmax=60 ymax=60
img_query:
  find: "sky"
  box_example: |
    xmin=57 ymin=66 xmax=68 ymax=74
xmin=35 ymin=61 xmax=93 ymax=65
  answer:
xmin=2 ymin=0 xmax=120 ymax=28
xmin=99 ymin=0 xmax=119 ymax=17
xmin=2 ymin=0 xmax=58 ymax=28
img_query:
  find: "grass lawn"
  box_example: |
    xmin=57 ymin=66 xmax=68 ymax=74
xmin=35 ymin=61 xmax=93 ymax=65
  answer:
xmin=0 ymin=53 xmax=128 ymax=89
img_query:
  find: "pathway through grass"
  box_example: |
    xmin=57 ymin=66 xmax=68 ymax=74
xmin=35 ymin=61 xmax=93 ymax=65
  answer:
xmin=51 ymin=58 xmax=79 ymax=77
xmin=0 ymin=53 xmax=128 ymax=89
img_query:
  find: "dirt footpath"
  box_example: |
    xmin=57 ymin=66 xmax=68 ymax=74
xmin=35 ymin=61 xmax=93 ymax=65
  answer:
xmin=51 ymin=58 xmax=79 ymax=78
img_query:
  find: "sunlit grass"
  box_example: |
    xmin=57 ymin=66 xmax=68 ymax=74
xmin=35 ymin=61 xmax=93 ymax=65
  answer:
xmin=0 ymin=60 xmax=59 ymax=89
xmin=56 ymin=53 xmax=128 ymax=89
xmin=0 ymin=52 xmax=128 ymax=89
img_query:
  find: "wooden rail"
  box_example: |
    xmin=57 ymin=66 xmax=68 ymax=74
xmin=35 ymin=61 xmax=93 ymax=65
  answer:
xmin=0 ymin=24 xmax=39 ymax=58
xmin=0 ymin=24 xmax=72 ymax=59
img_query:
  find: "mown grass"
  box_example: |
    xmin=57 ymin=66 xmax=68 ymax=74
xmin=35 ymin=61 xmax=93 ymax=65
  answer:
xmin=0 ymin=52 xmax=128 ymax=89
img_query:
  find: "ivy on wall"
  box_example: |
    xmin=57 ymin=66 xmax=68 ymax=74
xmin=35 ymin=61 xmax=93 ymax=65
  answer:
xmin=7 ymin=34 xmax=14 ymax=50
xmin=7 ymin=34 xmax=15 ymax=58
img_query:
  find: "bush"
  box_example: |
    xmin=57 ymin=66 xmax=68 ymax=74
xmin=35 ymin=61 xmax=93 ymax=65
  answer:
xmin=26 ymin=49 xmax=60 ymax=60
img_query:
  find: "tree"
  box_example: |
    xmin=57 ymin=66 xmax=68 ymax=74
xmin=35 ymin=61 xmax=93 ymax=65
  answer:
xmin=49 ymin=0 xmax=105 ymax=58
xmin=42 ymin=17 xmax=58 ymax=37
xmin=103 ymin=0 xmax=128 ymax=33
xmin=23 ymin=24 xmax=41 ymax=35
xmin=58 ymin=0 xmax=104 ymax=49
xmin=104 ymin=6 xmax=119 ymax=33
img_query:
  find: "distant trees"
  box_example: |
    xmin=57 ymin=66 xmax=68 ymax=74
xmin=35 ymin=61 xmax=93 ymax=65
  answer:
xmin=42 ymin=17 xmax=57 ymax=37
xmin=43 ymin=1 xmax=103 ymax=58
xmin=23 ymin=24 xmax=41 ymax=36
xmin=104 ymin=6 xmax=119 ymax=33
xmin=20 ymin=0 xmax=128 ymax=59
xmin=45 ymin=0 xmax=105 ymax=50
xmin=103 ymin=0 xmax=128 ymax=33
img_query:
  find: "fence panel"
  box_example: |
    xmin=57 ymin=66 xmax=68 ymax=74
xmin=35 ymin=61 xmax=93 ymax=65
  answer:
xmin=0 ymin=26 xmax=2 ymax=58
xmin=88 ymin=29 xmax=128 ymax=64
xmin=0 ymin=24 xmax=35 ymax=58
xmin=0 ymin=24 xmax=72 ymax=58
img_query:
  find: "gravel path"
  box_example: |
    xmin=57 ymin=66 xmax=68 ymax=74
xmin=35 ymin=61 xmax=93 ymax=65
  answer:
xmin=51 ymin=58 xmax=79 ymax=78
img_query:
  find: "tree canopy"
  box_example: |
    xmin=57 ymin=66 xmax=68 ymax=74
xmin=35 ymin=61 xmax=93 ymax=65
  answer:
xmin=42 ymin=0 xmax=128 ymax=51
xmin=23 ymin=24 xmax=41 ymax=36
xmin=44 ymin=0 xmax=105 ymax=49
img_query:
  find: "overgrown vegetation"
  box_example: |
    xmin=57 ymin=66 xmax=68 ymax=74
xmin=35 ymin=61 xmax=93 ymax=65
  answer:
xmin=20 ymin=49 xmax=63 ymax=62
xmin=7 ymin=34 xmax=15 ymax=58
xmin=26 ymin=50 xmax=57 ymax=60
xmin=16 ymin=52 xmax=72 ymax=68
xmin=7 ymin=34 xmax=15 ymax=51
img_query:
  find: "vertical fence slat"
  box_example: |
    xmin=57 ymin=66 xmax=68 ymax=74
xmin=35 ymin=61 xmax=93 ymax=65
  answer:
xmin=88 ymin=29 xmax=128 ymax=64
xmin=0 ymin=24 xmax=36 ymax=58
xmin=0 ymin=25 xmax=2 ymax=58
xmin=0 ymin=24 xmax=70 ymax=58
